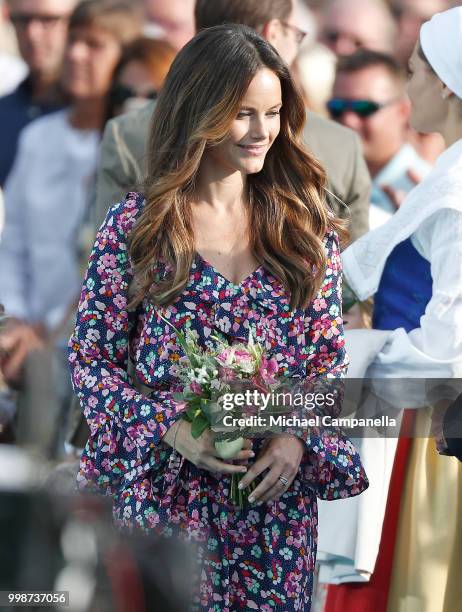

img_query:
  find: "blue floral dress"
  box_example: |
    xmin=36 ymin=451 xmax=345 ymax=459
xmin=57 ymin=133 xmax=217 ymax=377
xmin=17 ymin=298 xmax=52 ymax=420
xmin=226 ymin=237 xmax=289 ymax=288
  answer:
xmin=68 ymin=193 xmax=368 ymax=611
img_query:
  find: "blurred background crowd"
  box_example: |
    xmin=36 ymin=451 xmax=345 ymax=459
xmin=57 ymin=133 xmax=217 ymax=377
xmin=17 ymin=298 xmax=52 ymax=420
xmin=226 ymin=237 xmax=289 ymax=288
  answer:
xmin=1 ymin=0 xmax=460 ymax=395
xmin=0 ymin=1 xmax=461 ymax=611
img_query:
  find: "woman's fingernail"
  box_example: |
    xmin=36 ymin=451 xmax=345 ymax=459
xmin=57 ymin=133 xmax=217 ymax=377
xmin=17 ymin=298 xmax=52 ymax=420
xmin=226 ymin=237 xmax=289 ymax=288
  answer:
xmin=238 ymin=482 xmax=245 ymax=490
xmin=249 ymin=451 xmax=255 ymax=457
xmin=241 ymin=466 xmax=247 ymax=472
xmin=248 ymin=496 xmax=255 ymax=503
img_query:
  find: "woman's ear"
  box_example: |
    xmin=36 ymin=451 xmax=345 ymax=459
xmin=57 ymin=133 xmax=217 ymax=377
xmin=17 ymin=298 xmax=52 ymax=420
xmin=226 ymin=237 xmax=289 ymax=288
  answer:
xmin=398 ymin=95 xmax=412 ymax=122
xmin=261 ymin=19 xmax=282 ymax=46
xmin=441 ymin=85 xmax=454 ymax=100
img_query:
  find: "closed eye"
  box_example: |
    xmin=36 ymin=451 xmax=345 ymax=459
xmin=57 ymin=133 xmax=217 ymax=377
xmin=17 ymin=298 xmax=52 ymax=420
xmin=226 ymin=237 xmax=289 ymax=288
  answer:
xmin=237 ymin=107 xmax=282 ymax=118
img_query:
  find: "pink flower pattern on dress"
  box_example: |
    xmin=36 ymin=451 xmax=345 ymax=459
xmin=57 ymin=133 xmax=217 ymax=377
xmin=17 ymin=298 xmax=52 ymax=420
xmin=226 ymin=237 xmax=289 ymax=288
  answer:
xmin=68 ymin=193 xmax=368 ymax=611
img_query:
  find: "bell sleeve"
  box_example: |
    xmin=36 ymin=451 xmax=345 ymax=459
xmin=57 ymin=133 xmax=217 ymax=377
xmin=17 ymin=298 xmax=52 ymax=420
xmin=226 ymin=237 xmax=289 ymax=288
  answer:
xmin=289 ymin=231 xmax=368 ymax=500
xmin=68 ymin=193 xmax=185 ymax=495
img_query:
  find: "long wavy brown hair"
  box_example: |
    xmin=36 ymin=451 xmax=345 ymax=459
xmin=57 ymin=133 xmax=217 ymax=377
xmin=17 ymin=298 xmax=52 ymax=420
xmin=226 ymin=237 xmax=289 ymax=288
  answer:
xmin=128 ymin=24 xmax=346 ymax=311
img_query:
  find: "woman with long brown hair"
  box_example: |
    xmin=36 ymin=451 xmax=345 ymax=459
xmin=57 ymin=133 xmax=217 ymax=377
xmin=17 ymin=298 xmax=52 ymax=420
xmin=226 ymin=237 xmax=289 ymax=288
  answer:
xmin=69 ymin=24 xmax=367 ymax=611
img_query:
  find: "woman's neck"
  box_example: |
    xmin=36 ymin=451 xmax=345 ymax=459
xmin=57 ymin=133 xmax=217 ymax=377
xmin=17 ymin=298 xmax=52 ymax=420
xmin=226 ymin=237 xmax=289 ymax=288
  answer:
xmin=194 ymin=156 xmax=247 ymax=213
xmin=440 ymin=104 xmax=462 ymax=148
xmin=69 ymin=98 xmax=107 ymax=131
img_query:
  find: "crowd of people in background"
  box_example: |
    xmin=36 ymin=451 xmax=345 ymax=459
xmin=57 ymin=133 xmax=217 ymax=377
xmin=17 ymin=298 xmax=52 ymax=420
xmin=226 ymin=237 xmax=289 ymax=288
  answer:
xmin=0 ymin=0 xmax=449 ymax=388
xmin=0 ymin=1 xmax=461 ymax=611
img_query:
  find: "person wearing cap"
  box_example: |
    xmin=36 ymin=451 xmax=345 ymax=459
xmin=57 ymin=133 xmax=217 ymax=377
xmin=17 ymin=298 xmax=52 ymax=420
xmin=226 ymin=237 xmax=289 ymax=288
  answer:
xmin=335 ymin=7 xmax=462 ymax=611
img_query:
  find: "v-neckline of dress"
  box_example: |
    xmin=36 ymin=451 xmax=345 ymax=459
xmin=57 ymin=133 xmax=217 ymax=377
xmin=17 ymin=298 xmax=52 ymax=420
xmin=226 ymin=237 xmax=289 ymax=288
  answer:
xmin=194 ymin=251 xmax=264 ymax=288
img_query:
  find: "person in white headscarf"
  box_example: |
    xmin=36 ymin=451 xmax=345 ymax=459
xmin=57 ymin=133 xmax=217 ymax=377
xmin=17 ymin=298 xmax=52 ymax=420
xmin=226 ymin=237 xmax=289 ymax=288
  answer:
xmin=314 ymin=9 xmax=462 ymax=610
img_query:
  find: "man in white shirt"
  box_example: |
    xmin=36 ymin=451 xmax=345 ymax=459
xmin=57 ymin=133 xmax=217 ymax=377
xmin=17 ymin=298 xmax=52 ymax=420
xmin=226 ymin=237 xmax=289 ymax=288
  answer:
xmin=327 ymin=48 xmax=432 ymax=228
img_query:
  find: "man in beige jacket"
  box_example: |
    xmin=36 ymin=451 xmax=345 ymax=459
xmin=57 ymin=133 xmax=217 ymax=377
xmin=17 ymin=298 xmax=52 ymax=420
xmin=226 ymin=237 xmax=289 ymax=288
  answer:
xmin=95 ymin=0 xmax=371 ymax=243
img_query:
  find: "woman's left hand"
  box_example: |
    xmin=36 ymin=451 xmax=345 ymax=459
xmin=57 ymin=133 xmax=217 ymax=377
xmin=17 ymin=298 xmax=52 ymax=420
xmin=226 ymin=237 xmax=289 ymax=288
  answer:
xmin=237 ymin=436 xmax=305 ymax=504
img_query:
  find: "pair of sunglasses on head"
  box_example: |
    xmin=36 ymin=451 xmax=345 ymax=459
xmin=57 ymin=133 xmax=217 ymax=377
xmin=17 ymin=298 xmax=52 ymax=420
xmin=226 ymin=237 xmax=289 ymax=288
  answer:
xmin=326 ymin=97 xmax=399 ymax=119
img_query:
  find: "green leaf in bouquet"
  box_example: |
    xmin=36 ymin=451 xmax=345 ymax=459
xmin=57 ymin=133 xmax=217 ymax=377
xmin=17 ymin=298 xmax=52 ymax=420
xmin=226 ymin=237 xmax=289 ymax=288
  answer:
xmin=172 ymin=392 xmax=186 ymax=402
xmin=186 ymin=404 xmax=201 ymax=421
xmin=210 ymin=332 xmax=229 ymax=348
xmin=191 ymin=414 xmax=210 ymax=439
xmin=182 ymin=391 xmax=201 ymax=402
xmin=187 ymin=396 xmax=202 ymax=409
xmin=189 ymin=353 xmax=201 ymax=368
xmin=175 ymin=332 xmax=189 ymax=351
xmin=156 ymin=312 xmax=193 ymax=357
xmin=200 ymin=398 xmax=213 ymax=418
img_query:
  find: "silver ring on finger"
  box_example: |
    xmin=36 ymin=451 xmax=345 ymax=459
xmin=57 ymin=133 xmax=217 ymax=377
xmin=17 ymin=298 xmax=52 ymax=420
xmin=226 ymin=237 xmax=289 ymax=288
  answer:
xmin=278 ymin=475 xmax=289 ymax=487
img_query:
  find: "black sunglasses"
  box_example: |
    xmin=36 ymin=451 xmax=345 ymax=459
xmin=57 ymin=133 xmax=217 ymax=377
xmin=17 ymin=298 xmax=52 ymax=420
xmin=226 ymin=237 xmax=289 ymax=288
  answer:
xmin=326 ymin=97 xmax=399 ymax=119
xmin=110 ymin=85 xmax=158 ymax=107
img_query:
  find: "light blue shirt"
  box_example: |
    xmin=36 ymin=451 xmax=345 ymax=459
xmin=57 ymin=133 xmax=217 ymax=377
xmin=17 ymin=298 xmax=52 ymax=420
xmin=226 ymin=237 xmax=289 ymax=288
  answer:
xmin=370 ymin=144 xmax=432 ymax=228
xmin=0 ymin=110 xmax=99 ymax=332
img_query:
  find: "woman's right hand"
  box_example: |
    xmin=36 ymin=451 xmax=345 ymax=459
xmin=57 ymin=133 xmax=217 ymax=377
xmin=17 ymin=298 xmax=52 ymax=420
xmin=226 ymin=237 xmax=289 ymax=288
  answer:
xmin=163 ymin=420 xmax=254 ymax=474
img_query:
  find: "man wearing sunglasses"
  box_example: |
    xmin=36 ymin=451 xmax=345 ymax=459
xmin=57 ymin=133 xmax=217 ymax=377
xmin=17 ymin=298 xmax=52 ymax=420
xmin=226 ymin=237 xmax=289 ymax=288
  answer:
xmin=93 ymin=0 xmax=371 ymax=244
xmin=0 ymin=0 xmax=77 ymax=185
xmin=327 ymin=49 xmax=431 ymax=228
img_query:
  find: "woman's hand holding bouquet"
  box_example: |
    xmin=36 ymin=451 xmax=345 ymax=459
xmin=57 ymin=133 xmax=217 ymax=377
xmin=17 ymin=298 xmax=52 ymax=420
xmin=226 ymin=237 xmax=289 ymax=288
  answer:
xmin=158 ymin=314 xmax=289 ymax=506
xmin=163 ymin=420 xmax=254 ymax=474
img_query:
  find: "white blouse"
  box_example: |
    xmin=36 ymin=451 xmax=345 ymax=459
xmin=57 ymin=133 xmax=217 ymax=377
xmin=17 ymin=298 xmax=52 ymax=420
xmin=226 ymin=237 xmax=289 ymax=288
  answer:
xmin=343 ymin=139 xmax=462 ymax=379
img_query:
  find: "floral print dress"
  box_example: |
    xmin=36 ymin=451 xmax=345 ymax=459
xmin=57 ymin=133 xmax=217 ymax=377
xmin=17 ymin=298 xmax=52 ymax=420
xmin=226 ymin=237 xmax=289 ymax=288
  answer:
xmin=68 ymin=193 xmax=368 ymax=611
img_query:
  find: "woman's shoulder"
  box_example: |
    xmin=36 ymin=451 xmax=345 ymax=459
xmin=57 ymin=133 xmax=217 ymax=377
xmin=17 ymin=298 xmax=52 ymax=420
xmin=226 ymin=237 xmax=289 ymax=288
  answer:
xmin=322 ymin=228 xmax=340 ymax=252
xmin=103 ymin=191 xmax=146 ymax=237
xmin=320 ymin=228 xmax=342 ymax=277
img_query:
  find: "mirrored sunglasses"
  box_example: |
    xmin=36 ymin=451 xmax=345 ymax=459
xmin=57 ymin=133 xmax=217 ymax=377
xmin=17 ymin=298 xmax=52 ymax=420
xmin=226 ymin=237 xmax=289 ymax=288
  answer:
xmin=326 ymin=97 xmax=397 ymax=119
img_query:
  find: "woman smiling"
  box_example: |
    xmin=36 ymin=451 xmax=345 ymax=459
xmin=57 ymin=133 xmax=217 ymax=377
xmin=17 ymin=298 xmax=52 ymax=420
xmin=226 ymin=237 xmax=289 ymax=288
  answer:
xmin=69 ymin=24 xmax=368 ymax=611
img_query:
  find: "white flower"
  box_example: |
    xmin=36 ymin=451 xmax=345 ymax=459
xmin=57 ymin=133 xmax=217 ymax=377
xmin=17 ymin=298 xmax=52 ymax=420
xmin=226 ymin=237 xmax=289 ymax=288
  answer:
xmin=192 ymin=366 xmax=211 ymax=384
xmin=216 ymin=346 xmax=237 ymax=367
xmin=185 ymin=329 xmax=200 ymax=348
xmin=237 ymin=359 xmax=255 ymax=375
xmin=123 ymin=506 xmax=132 ymax=519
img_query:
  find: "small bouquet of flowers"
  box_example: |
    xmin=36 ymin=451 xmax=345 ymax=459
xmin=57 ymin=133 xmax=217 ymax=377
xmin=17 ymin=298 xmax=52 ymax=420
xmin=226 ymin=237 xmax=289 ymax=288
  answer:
xmin=158 ymin=314 xmax=279 ymax=507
